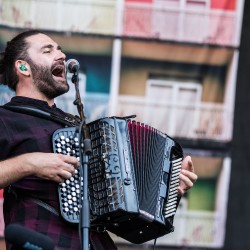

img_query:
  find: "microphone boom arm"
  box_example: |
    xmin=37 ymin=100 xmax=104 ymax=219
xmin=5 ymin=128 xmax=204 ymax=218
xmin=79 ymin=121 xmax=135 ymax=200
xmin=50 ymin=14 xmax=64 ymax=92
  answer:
xmin=72 ymin=73 xmax=84 ymax=120
xmin=71 ymin=72 xmax=91 ymax=153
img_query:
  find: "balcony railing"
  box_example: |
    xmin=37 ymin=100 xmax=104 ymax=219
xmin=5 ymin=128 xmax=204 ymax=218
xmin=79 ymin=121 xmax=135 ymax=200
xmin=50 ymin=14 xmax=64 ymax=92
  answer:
xmin=0 ymin=88 xmax=233 ymax=142
xmin=124 ymin=3 xmax=239 ymax=46
xmin=55 ymin=92 xmax=110 ymax=123
xmin=0 ymin=86 xmax=14 ymax=105
xmin=112 ymin=210 xmax=226 ymax=248
xmin=116 ymin=95 xmax=233 ymax=142
xmin=0 ymin=0 xmax=241 ymax=46
xmin=0 ymin=0 xmax=116 ymax=34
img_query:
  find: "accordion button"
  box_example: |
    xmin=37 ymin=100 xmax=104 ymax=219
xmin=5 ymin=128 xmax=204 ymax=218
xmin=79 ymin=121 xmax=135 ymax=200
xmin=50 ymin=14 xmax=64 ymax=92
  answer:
xmin=124 ymin=178 xmax=131 ymax=185
xmin=63 ymin=207 xmax=69 ymax=212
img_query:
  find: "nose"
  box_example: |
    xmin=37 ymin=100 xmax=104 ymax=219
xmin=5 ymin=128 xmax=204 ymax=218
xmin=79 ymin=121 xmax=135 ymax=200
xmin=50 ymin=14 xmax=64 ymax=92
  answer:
xmin=55 ymin=49 xmax=66 ymax=61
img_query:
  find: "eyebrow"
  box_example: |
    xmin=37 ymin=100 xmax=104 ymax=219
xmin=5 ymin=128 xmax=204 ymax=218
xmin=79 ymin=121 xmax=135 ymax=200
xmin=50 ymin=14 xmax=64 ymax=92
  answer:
xmin=41 ymin=44 xmax=62 ymax=51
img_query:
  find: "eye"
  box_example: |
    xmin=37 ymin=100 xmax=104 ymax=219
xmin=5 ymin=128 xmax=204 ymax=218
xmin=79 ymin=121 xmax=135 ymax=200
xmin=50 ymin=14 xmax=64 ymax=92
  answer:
xmin=43 ymin=50 xmax=51 ymax=54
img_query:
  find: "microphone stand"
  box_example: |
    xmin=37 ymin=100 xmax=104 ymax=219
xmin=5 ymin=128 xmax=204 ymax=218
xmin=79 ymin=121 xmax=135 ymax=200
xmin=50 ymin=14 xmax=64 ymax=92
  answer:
xmin=71 ymin=72 xmax=92 ymax=250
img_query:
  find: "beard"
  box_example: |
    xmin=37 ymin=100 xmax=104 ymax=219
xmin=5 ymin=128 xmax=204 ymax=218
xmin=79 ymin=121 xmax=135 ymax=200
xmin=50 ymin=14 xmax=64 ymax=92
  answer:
xmin=29 ymin=61 xmax=69 ymax=99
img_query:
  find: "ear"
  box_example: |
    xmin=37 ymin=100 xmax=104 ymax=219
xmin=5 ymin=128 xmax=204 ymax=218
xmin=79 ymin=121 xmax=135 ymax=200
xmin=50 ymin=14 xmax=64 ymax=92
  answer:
xmin=15 ymin=60 xmax=30 ymax=77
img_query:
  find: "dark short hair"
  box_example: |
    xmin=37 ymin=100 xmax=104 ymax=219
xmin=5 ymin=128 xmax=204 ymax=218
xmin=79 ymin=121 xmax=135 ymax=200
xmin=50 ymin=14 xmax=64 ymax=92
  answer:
xmin=0 ymin=29 xmax=44 ymax=91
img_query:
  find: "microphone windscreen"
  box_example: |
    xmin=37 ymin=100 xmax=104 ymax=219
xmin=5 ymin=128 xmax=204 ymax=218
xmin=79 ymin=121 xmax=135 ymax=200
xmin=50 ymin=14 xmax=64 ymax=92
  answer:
xmin=66 ymin=59 xmax=80 ymax=73
xmin=5 ymin=224 xmax=55 ymax=250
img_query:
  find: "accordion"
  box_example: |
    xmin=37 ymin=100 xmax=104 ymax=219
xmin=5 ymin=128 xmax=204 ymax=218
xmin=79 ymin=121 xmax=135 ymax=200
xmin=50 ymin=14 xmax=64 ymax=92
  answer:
xmin=52 ymin=117 xmax=183 ymax=244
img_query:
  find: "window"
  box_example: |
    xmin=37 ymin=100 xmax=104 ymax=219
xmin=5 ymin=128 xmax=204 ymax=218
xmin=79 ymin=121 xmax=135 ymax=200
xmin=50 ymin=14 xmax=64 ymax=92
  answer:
xmin=145 ymin=79 xmax=202 ymax=136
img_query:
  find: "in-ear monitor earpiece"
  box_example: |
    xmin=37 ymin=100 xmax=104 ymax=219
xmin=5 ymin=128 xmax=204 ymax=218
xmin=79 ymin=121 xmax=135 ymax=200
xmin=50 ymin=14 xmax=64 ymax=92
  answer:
xmin=19 ymin=64 xmax=27 ymax=71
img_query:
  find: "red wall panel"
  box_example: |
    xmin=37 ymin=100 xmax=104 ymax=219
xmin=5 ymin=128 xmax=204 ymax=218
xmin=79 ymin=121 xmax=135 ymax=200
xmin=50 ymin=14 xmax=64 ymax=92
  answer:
xmin=211 ymin=0 xmax=236 ymax=10
xmin=126 ymin=0 xmax=153 ymax=3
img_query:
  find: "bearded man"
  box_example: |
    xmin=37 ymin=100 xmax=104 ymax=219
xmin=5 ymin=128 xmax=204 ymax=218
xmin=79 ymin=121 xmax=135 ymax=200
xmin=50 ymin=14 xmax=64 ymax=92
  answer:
xmin=0 ymin=30 xmax=197 ymax=250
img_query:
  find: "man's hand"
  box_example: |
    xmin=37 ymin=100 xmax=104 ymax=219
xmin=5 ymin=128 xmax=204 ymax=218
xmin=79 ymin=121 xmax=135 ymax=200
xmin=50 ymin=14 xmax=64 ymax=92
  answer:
xmin=28 ymin=153 xmax=80 ymax=183
xmin=177 ymin=155 xmax=198 ymax=196
xmin=0 ymin=152 xmax=80 ymax=188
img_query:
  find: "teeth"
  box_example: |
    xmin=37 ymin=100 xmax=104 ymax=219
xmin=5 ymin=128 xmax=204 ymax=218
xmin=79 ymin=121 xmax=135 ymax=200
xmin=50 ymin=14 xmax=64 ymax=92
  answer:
xmin=52 ymin=68 xmax=64 ymax=77
xmin=52 ymin=63 xmax=65 ymax=78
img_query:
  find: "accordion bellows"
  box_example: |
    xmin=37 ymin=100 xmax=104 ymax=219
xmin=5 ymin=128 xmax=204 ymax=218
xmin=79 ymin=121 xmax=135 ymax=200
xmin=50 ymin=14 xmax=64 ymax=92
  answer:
xmin=53 ymin=117 xmax=183 ymax=244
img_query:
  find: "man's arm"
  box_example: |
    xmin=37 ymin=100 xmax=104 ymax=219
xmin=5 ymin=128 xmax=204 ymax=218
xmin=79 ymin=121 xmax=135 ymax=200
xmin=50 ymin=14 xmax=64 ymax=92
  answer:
xmin=0 ymin=152 xmax=79 ymax=188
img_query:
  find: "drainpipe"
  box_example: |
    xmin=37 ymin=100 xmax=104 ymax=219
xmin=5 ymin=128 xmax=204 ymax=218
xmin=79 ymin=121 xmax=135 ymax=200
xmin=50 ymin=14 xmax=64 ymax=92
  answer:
xmin=109 ymin=0 xmax=124 ymax=116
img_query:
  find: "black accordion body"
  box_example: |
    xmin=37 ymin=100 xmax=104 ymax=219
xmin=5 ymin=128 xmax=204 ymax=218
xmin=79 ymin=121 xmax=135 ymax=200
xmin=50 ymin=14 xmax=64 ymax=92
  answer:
xmin=52 ymin=117 xmax=183 ymax=244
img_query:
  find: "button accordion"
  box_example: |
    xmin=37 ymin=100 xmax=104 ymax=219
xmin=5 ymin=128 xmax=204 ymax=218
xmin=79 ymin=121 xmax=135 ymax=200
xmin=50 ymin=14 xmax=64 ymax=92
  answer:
xmin=52 ymin=117 xmax=183 ymax=244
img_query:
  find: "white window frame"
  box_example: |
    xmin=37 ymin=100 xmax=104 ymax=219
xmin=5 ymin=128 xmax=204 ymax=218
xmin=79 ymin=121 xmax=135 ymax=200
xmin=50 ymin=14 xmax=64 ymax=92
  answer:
xmin=145 ymin=79 xmax=202 ymax=136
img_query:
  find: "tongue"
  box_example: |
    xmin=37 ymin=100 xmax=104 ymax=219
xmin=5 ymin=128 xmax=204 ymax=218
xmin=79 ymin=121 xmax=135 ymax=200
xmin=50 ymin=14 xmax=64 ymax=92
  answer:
xmin=52 ymin=68 xmax=61 ymax=77
xmin=52 ymin=65 xmax=64 ymax=77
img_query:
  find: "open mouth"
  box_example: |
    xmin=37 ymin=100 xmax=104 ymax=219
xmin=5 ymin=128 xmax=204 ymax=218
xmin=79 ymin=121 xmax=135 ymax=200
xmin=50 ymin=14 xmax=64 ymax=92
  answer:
xmin=52 ymin=64 xmax=65 ymax=79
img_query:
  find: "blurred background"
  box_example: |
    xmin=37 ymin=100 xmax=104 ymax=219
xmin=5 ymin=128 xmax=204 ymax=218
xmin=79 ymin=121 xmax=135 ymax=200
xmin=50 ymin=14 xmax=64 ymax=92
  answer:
xmin=0 ymin=0 xmax=249 ymax=249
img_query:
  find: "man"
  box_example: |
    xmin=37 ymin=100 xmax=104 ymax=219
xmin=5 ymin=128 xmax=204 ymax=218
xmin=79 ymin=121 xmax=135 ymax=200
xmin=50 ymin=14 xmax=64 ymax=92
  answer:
xmin=0 ymin=30 xmax=197 ymax=249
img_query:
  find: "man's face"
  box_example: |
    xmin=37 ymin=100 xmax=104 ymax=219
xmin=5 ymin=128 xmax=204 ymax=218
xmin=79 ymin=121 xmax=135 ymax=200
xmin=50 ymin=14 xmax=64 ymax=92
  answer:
xmin=25 ymin=33 xmax=69 ymax=99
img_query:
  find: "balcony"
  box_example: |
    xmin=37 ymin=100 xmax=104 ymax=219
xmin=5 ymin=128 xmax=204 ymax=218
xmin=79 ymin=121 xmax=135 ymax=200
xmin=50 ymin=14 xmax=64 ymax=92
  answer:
xmin=112 ymin=210 xmax=226 ymax=248
xmin=0 ymin=0 xmax=116 ymax=34
xmin=0 ymin=86 xmax=233 ymax=143
xmin=0 ymin=0 xmax=242 ymax=46
xmin=116 ymin=95 xmax=233 ymax=142
xmin=123 ymin=3 xmax=240 ymax=46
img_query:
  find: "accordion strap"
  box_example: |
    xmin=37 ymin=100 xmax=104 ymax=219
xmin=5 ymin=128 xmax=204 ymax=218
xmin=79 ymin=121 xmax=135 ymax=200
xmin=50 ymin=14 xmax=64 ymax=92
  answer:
xmin=1 ymin=105 xmax=80 ymax=126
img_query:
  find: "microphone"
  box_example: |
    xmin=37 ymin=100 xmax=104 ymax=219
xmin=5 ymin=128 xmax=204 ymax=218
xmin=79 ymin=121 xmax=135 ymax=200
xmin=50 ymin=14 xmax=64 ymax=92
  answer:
xmin=66 ymin=59 xmax=80 ymax=73
xmin=5 ymin=224 xmax=55 ymax=250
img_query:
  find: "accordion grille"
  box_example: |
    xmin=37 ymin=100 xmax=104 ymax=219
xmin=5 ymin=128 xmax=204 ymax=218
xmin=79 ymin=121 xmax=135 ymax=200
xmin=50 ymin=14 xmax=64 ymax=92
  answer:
xmin=128 ymin=120 xmax=166 ymax=215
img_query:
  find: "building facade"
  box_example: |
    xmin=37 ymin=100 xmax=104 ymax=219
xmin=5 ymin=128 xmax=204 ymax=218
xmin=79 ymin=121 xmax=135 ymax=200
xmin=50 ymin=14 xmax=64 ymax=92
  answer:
xmin=0 ymin=0 xmax=245 ymax=249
